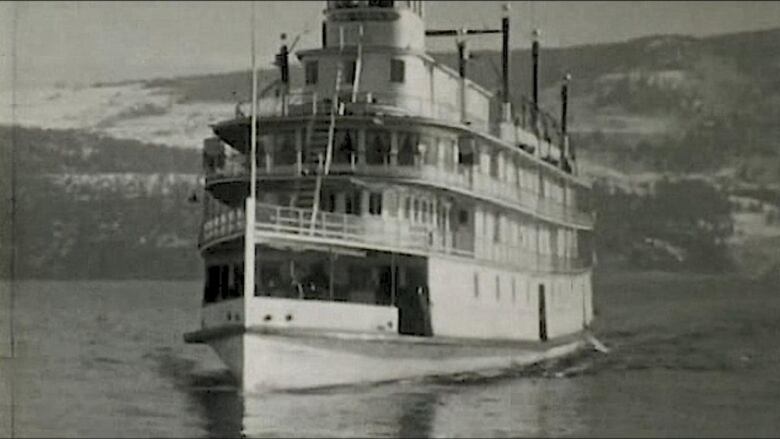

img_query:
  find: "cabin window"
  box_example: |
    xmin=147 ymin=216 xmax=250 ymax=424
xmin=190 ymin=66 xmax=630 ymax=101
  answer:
xmin=422 ymin=136 xmax=438 ymax=166
xmin=369 ymin=0 xmax=394 ymax=7
xmin=334 ymin=129 xmax=357 ymax=164
xmin=274 ymin=131 xmax=297 ymax=165
xmin=204 ymin=265 xmax=220 ymax=303
xmin=345 ymin=190 xmax=362 ymax=215
xmin=321 ymin=190 xmax=336 ymax=213
xmin=512 ymin=277 xmax=517 ymax=303
xmin=457 ymin=137 xmax=475 ymax=166
xmin=305 ymin=61 xmax=318 ymax=85
xmin=231 ymin=264 xmax=244 ymax=298
xmin=369 ymin=192 xmax=382 ymax=215
xmin=413 ymin=198 xmax=420 ymax=222
xmin=219 ymin=265 xmax=230 ymax=300
xmin=458 ymin=209 xmax=469 ymax=225
xmin=334 ymin=0 xmax=360 ymax=8
xmin=365 ymin=130 xmax=391 ymax=165
xmin=397 ymin=132 xmax=418 ymax=166
xmin=390 ymin=59 xmax=405 ymax=83
xmin=342 ymin=60 xmax=357 ymax=84
xmin=473 ymin=272 xmax=479 ymax=298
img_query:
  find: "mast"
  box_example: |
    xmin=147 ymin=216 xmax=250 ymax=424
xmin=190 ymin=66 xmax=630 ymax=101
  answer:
xmin=244 ymin=2 xmax=258 ymax=308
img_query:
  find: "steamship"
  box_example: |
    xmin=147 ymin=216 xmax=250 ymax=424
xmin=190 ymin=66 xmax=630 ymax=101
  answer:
xmin=184 ymin=0 xmax=595 ymax=393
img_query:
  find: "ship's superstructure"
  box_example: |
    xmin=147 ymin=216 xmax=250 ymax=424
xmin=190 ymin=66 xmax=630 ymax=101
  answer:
xmin=186 ymin=0 xmax=595 ymax=392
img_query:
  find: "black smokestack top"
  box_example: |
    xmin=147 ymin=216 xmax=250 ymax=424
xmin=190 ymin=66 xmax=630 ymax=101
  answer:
xmin=457 ymin=39 xmax=467 ymax=78
xmin=561 ymin=73 xmax=570 ymax=135
xmin=501 ymin=4 xmax=510 ymax=104
xmin=531 ymin=29 xmax=540 ymax=108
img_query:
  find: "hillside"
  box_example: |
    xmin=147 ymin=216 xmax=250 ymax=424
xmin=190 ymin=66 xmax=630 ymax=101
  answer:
xmin=3 ymin=27 xmax=780 ymax=279
xmin=1 ymin=125 xmax=203 ymax=279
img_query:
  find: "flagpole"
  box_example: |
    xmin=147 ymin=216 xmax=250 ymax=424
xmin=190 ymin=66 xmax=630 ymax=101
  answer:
xmin=244 ymin=1 xmax=258 ymax=315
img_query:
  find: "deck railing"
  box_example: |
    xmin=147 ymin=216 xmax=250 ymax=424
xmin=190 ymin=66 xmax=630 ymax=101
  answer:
xmin=251 ymin=90 xmax=489 ymax=132
xmin=199 ymin=202 xmax=591 ymax=273
xmin=247 ymin=89 xmax=567 ymax=150
xmin=206 ymin=160 xmax=594 ymax=228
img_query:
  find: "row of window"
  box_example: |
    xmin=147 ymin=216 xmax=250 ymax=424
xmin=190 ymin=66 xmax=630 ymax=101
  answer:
xmin=329 ymin=1 xmax=423 ymax=16
xmin=305 ymin=58 xmax=405 ymax=85
xmin=472 ymin=272 xmax=589 ymax=307
xmin=203 ymin=251 xmax=428 ymax=306
xmin=231 ymin=128 xmax=583 ymax=207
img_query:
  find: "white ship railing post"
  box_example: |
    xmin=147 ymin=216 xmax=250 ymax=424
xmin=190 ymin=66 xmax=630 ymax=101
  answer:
xmin=244 ymin=2 xmax=259 ymax=326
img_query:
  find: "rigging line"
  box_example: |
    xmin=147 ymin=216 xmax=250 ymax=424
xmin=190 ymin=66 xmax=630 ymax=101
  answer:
xmin=310 ymin=26 xmax=345 ymax=232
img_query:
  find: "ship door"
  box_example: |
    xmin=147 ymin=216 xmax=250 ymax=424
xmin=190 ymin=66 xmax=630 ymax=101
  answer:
xmin=538 ymin=284 xmax=548 ymax=342
xmin=397 ymin=286 xmax=433 ymax=337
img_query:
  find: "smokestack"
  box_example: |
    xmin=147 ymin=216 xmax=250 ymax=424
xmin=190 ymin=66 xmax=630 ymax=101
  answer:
xmin=561 ymin=73 xmax=570 ymax=136
xmin=561 ymin=73 xmax=574 ymax=171
xmin=457 ymin=35 xmax=468 ymax=123
xmin=501 ymin=4 xmax=511 ymax=121
xmin=277 ymin=34 xmax=290 ymax=85
xmin=531 ymin=29 xmax=540 ymax=108
xmin=501 ymin=4 xmax=510 ymax=105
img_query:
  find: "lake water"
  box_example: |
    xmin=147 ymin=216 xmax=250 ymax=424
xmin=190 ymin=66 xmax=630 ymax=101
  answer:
xmin=2 ymin=271 xmax=780 ymax=437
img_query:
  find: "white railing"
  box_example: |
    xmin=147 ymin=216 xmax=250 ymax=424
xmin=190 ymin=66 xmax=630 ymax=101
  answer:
xmin=205 ymin=160 xmax=594 ymax=228
xmin=199 ymin=202 xmax=591 ymax=273
xmin=249 ymin=90 xmax=489 ymax=132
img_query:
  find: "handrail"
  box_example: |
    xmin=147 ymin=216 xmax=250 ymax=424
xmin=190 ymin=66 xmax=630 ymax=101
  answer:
xmin=242 ymin=89 xmax=568 ymax=151
xmin=199 ymin=201 xmax=592 ymax=273
xmin=205 ymin=159 xmax=594 ymax=228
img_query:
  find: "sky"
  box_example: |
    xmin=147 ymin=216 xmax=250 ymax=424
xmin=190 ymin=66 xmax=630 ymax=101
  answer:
xmin=1 ymin=1 xmax=780 ymax=88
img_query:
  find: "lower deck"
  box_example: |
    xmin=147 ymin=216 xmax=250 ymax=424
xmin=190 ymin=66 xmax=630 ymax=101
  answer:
xmin=200 ymin=242 xmax=594 ymax=342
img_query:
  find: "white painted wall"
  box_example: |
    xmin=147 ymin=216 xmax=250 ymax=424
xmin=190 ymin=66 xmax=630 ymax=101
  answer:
xmin=427 ymin=256 xmax=592 ymax=341
xmin=246 ymin=296 xmax=398 ymax=333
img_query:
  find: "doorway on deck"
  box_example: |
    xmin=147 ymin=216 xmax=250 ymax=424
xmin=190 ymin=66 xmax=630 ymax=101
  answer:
xmin=538 ymin=283 xmax=548 ymax=342
xmin=396 ymin=262 xmax=432 ymax=337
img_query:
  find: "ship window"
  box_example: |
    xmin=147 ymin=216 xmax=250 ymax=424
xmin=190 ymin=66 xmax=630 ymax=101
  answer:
xmin=345 ymin=190 xmax=362 ymax=215
xmin=413 ymin=198 xmax=420 ymax=222
xmin=274 ymin=131 xmax=297 ymax=165
xmin=473 ymin=272 xmax=479 ymax=298
xmin=403 ymin=196 xmax=411 ymax=219
xmin=390 ymin=59 xmax=405 ymax=83
xmin=204 ymin=265 xmax=220 ymax=303
xmin=321 ymin=190 xmax=336 ymax=212
xmin=495 ymin=275 xmax=501 ymax=301
xmin=334 ymin=129 xmax=357 ymax=164
xmin=369 ymin=0 xmax=394 ymax=7
xmin=305 ymin=61 xmax=318 ymax=85
xmin=342 ymin=60 xmax=357 ymax=84
xmin=512 ymin=277 xmax=517 ymax=303
xmin=397 ymin=132 xmax=417 ymax=166
xmin=457 ymin=138 xmax=475 ymax=166
xmin=458 ymin=209 xmax=469 ymax=225
xmin=369 ymin=192 xmax=382 ymax=215
xmin=365 ymin=130 xmax=391 ymax=165
xmin=231 ymin=264 xmax=244 ymax=298
xmin=219 ymin=265 xmax=230 ymax=300
xmin=335 ymin=0 xmax=360 ymax=8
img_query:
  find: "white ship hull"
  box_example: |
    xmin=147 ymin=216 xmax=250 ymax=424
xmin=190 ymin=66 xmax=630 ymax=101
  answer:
xmin=186 ymin=325 xmax=587 ymax=393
